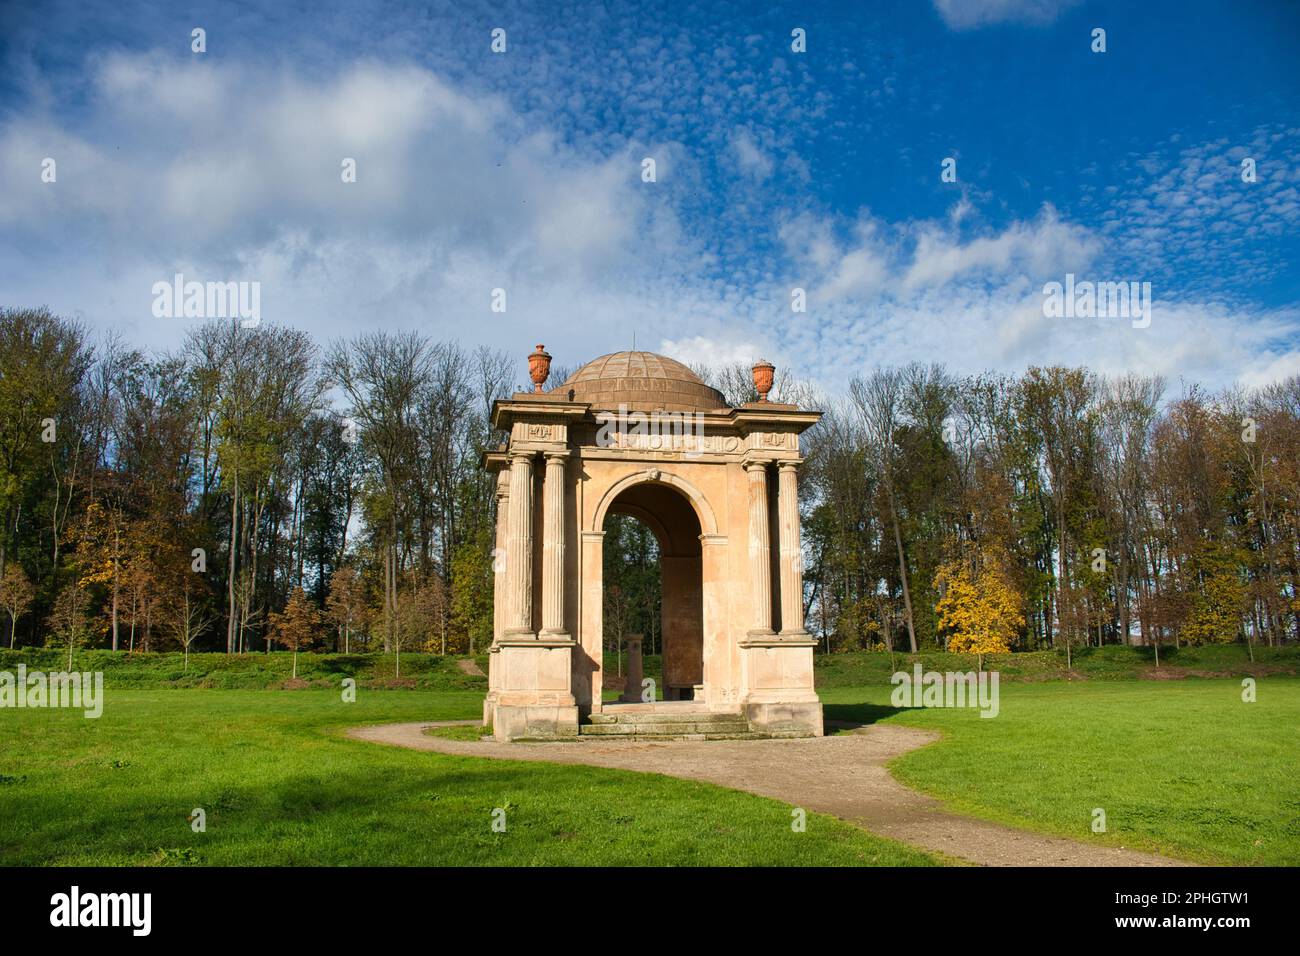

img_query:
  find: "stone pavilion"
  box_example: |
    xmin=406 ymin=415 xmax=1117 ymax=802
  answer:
xmin=481 ymin=347 xmax=823 ymax=741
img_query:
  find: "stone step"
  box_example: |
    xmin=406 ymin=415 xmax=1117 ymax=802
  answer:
xmin=580 ymin=720 xmax=751 ymax=736
xmin=588 ymin=710 xmax=743 ymax=726
xmin=592 ymin=701 xmax=703 ymax=714
xmin=577 ymin=730 xmax=768 ymax=742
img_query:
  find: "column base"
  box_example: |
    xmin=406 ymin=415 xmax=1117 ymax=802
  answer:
xmin=483 ymin=645 xmax=501 ymax=726
xmin=490 ymin=702 xmax=580 ymax=741
xmin=739 ymin=634 xmax=822 ymax=737
xmin=488 ymin=636 xmax=579 ymax=741
xmin=745 ymin=700 xmax=824 ymax=737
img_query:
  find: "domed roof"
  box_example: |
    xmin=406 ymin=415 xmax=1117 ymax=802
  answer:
xmin=554 ymin=351 xmax=726 ymax=413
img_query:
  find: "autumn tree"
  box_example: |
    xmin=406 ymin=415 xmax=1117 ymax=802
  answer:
xmin=122 ymin=554 xmax=158 ymax=653
xmin=1181 ymin=549 xmax=1248 ymax=646
xmin=0 ymin=563 xmax=35 ymax=648
xmin=935 ymin=551 xmax=1025 ymax=671
xmin=270 ymin=586 xmax=319 ymax=679
xmin=68 ymin=500 xmax=129 ymax=650
xmin=393 ymin=571 xmax=447 ymax=673
xmin=325 ymin=565 xmax=364 ymax=653
xmin=47 ymin=580 xmax=93 ymax=670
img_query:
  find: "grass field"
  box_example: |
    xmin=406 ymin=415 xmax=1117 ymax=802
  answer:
xmin=0 ymin=688 xmax=934 ymax=866
xmin=814 ymin=643 xmax=1300 ymax=686
xmin=2 ymin=648 xmax=1297 ymax=866
xmin=823 ymin=678 xmax=1300 ymax=866
xmin=0 ymin=647 xmax=490 ymax=690
xmin=6 ymin=642 xmax=1294 ymax=690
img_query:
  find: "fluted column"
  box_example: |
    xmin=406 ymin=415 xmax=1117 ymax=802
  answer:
xmin=540 ymin=450 xmax=568 ymax=638
xmin=504 ymin=450 xmax=534 ymax=637
xmin=491 ymin=472 xmax=509 ymax=645
xmin=745 ymin=460 xmax=774 ymax=636
xmin=777 ymin=461 xmax=807 ymax=636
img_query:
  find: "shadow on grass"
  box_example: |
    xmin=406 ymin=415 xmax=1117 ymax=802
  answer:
xmin=824 ymin=702 xmax=916 ymax=730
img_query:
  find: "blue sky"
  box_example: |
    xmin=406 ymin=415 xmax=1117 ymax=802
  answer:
xmin=1 ymin=0 xmax=1297 ymax=393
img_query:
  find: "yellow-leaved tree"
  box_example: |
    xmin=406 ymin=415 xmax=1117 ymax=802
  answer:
xmin=934 ymin=553 xmax=1025 ymax=671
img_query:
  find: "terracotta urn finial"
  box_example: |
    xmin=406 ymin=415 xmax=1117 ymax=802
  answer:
xmin=528 ymin=344 xmax=552 ymax=393
xmin=751 ymin=358 xmax=775 ymax=402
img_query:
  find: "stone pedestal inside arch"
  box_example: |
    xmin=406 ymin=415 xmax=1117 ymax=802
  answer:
xmin=619 ymin=634 xmax=644 ymax=703
xmin=482 ymin=349 xmax=824 ymax=741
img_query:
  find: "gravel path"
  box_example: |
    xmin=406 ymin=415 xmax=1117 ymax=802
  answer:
xmin=346 ymin=720 xmax=1189 ymax=867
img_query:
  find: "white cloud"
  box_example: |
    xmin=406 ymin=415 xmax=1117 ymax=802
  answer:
xmin=902 ymin=208 xmax=1098 ymax=290
xmin=765 ymin=200 xmax=1300 ymax=395
xmin=659 ymin=334 xmax=770 ymax=369
xmin=0 ymin=54 xmax=715 ymax=359
xmin=1 ymin=50 xmax=1294 ymax=403
xmin=730 ymin=129 xmax=773 ymax=180
xmin=931 ymin=0 xmax=1082 ymax=30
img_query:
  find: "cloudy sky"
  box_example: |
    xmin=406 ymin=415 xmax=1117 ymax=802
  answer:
xmin=1 ymin=0 xmax=1297 ymax=393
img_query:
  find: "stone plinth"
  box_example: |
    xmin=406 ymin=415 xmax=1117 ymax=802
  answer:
xmin=738 ymin=635 xmax=823 ymax=736
xmin=489 ymin=637 xmax=579 ymax=740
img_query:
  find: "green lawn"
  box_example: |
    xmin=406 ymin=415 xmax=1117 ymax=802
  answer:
xmin=3 ymin=649 xmax=1296 ymax=866
xmin=822 ymin=677 xmax=1300 ymax=866
xmin=0 ymin=648 xmax=489 ymax=690
xmin=0 ymin=688 xmax=934 ymax=866
xmin=814 ymin=643 xmax=1300 ymax=686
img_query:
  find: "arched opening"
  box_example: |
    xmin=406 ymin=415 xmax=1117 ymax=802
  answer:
xmin=601 ymin=481 xmax=704 ymax=702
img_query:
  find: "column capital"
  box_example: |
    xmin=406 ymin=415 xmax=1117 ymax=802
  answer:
xmin=776 ymin=458 xmax=805 ymax=472
xmin=742 ymin=458 xmax=770 ymax=473
xmin=543 ymin=448 xmax=570 ymax=463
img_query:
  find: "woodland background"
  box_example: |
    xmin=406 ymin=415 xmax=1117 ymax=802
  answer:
xmin=1 ymin=306 xmax=1296 ymax=664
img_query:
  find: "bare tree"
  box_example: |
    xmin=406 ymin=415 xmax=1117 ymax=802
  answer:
xmin=169 ymin=578 xmax=214 ymax=670
xmin=851 ymin=369 xmax=919 ymax=652
xmin=0 ymin=563 xmax=35 ymax=649
xmin=327 ymin=331 xmax=433 ymax=652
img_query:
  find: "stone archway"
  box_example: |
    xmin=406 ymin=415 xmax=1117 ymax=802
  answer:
xmin=481 ymin=347 xmax=824 ymax=741
xmin=602 ymin=477 xmax=706 ymax=702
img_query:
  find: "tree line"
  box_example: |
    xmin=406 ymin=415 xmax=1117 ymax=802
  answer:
xmin=0 ymin=307 xmax=510 ymax=664
xmin=797 ymin=364 xmax=1300 ymax=660
xmin=1 ymin=305 xmax=1296 ymax=662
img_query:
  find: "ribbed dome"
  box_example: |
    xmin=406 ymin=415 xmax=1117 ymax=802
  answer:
xmin=554 ymin=351 xmax=726 ymax=413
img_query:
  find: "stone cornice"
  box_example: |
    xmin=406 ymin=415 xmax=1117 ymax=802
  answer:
xmin=491 ymin=395 xmax=592 ymax=431
xmin=490 ymin=395 xmax=822 ymax=437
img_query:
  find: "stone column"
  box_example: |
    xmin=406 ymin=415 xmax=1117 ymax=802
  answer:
xmin=777 ymin=461 xmax=807 ymax=636
xmin=745 ymin=460 xmax=774 ymax=636
xmin=492 ymin=471 xmax=510 ymax=645
xmin=580 ymin=530 xmax=605 ymax=710
xmin=504 ymin=450 xmax=534 ymax=637
xmin=540 ymin=450 xmax=568 ymax=638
